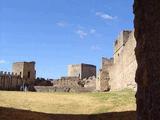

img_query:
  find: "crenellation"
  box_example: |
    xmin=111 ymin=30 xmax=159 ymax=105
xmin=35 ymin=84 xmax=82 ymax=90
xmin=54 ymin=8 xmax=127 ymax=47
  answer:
xmin=4 ymin=72 xmax=7 ymax=75
xmin=0 ymin=71 xmax=21 ymax=90
xmin=8 ymin=72 xmax=10 ymax=75
xmin=0 ymin=71 xmax=3 ymax=75
xmin=0 ymin=61 xmax=36 ymax=91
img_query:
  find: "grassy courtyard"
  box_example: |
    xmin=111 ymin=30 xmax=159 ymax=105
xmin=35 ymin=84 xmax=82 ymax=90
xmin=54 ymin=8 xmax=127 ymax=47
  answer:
xmin=0 ymin=89 xmax=135 ymax=114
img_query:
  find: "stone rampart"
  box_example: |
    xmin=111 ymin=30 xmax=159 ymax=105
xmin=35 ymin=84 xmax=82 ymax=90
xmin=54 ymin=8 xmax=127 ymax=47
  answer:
xmin=0 ymin=71 xmax=22 ymax=90
xmin=97 ymin=30 xmax=137 ymax=91
xmin=109 ymin=31 xmax=137 ymax=90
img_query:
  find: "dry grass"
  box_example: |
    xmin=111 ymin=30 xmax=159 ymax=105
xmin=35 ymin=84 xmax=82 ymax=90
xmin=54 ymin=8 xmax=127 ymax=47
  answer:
xmin=0 ymin=89 xmax=136 ymax=114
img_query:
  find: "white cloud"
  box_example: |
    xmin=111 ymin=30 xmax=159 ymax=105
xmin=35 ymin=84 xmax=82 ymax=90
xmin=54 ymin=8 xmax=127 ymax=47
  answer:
xmin=96 ymin=12 xmax=117 ymax=20
xmin=56 ymin=21 xmax=68 ymax=27
xmin=91 ymin=45 xmax=101 ymax=51
xmin=0 ymin=60 xmax=6 ymax=64
xmin=76 ymin=29 xmax=88 ymax=39
xmin=90 ymin=29 xmax=96 ymax=34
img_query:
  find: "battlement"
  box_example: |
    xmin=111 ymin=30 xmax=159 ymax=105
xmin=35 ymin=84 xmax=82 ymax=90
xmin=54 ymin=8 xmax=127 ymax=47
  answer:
xmin=101 ymin=57 xmax=114 ymax=70
xmin=0 ymin=71 xmax=20 ymax=77
xmin=13 ymin=61 xmax=35 ymax=65
xmin=0 ymin=71 xmax=23 ymax=90
xmin=114 ymin=30 xmax=132 ymax=54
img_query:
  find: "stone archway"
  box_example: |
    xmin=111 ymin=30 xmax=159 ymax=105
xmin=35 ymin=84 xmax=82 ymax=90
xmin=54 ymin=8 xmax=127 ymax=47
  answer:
xmin=134 ymin=0 xmax=160 ymax=120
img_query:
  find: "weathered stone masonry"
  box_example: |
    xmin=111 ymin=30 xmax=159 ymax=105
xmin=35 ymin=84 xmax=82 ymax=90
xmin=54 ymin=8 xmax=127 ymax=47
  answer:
xmin=0 ymin=71 xmax=22 ymax=90
xmin=96 ymin=58 xmax=113 ymax=91
xmin=12 ymin=61 xmax=36 ymax=83
xmin=68 ymin=63 xmax=96 ymax=79
xmin=97 ymin=30 xmax=137 ymax=91
xmin=0 ymin=61 xmax=36 ymax=90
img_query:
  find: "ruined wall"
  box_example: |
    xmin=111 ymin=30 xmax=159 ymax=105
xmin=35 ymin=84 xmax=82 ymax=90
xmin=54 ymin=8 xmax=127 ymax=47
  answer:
xmin=68 ymin=64 xmax=96 ymax=79
xmin=12 ymin=61 xmax=36 ymax=83
xmin=97 ymin=30 xmax=137 ymax=91
xmin=52 ymin=78 xmax=80 ymax=88
xmin=0 ymin=71 xmax=23 ymax=90
xmin=109 ymin=31 xmax=137 ymax=90
xmin=39 ymin=77 xmax=83 ymax=92
xmin=96 ymin=58 xmax=113 ymax=91
xmin=37 ymin=76 xmax=96 ymax=92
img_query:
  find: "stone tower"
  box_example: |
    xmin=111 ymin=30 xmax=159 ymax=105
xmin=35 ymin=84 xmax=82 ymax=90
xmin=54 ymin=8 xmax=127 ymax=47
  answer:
xmin=96 ymin=57 xmax=113 ymax=91
xmin=68 ymin=63 xmax=96 ymax=79
xmin=12 ymin=61 xmax=36 ymax=83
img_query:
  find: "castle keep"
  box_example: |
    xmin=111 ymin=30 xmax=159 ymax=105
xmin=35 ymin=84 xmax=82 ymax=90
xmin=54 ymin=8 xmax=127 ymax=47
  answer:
xmin=96 ymin=30 xmax=137 ymax=91
xmin=68 ymin=63 xmax=96 ymax=79
xmin=0 ymin=61 xmax=36 ymax=90
xmin=12 ymin=61 xmax=36 ymax=83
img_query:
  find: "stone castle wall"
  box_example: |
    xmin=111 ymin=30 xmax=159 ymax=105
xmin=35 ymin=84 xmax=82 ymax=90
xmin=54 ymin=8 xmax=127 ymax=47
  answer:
xmin=0 ymin=61 xmax=36 ymax=91
xmin=97 ymin=30 xmax=137 ymax=91
xmin=0 ymin=71 xmax=23 ymax=90
xmin=96 ymin=58 xmax=113 ymax=91
xmin=109 ymin=31 xmax=137 ymax=90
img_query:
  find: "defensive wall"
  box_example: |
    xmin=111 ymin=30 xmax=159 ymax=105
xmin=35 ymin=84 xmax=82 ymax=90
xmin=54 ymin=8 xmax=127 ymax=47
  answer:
xmin=96 ymin=30 xmax=137 ymax=91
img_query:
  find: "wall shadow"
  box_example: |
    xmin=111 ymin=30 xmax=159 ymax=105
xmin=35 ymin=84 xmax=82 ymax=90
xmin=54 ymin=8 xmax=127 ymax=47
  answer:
xmin=0 ymin=107 xmax=136 ymax=120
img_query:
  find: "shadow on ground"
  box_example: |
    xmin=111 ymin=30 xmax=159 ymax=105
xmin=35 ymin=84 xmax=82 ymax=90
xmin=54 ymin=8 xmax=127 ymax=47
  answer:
xmin=0 ymin=107 xmax=136 ymax=120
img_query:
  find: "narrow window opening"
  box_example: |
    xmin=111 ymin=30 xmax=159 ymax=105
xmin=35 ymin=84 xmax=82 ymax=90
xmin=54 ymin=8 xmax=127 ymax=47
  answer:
xmin=28 ymin=71 xmax=30 ymax=79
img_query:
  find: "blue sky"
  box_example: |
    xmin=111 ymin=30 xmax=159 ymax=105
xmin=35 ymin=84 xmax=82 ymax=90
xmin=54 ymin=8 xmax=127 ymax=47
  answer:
xmin=0 ymin=0 xmax=134 ymax=78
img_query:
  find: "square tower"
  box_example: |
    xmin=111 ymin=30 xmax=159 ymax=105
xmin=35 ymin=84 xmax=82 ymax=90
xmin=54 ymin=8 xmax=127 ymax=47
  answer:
xmin=68 ymin=63 xmax=96 ymax=79
xmin=12 ymin=61 xmax=36 ymax=83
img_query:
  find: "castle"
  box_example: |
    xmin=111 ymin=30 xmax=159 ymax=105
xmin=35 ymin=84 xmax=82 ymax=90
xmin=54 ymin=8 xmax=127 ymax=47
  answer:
xmin=0 ymin=30 xmax=137 ymax=92
xmin=96 ymin=30 xmax=137 ymax=91
xmin=0 ymin=61 xmax=36 ymax=90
